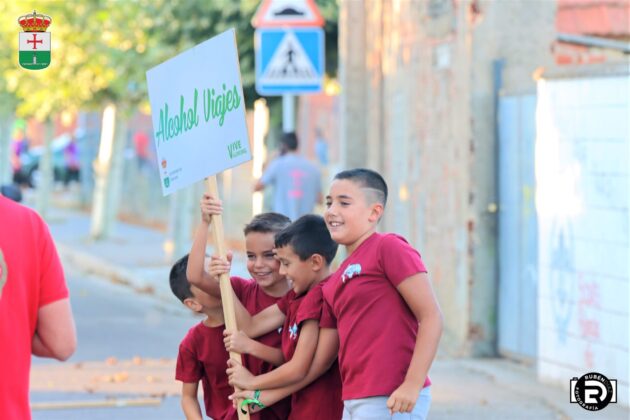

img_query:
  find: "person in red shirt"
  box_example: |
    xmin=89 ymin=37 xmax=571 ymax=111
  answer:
xmin=221 ymin=215 xmax=343 ymax=420
xmin=171 ymin=254 xmax=238 ymax=420
xmin=186 ymin=195 xmax=292 ymax=420
xmin=322 ymin=168 xmax=443 ymax=419
xmin=0 ymin=195 xmax=77 ymax=420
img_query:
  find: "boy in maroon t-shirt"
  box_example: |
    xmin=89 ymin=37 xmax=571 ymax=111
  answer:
xmin=187 ymin=195 xmax=292 ymax=420
xmin=218 ymin=215 xmax=343 ymax=419
xmin=170 ymin=254 xmax=237 ymax=420
xmin=322 ymin=168 xmax=443 ymax=419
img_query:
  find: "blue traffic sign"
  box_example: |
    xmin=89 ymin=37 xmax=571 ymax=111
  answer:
xmin=255 ymin=28 xmax=325 ymax=96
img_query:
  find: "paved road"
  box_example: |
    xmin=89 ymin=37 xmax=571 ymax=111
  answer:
xmin=28 ymin=265 xmax=629 ymax=420
xmin=31 ymin=266 xmax=197 ymax=419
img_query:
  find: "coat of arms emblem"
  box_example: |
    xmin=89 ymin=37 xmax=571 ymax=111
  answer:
xmin=18 ymin=10 xmax=52 ymax=70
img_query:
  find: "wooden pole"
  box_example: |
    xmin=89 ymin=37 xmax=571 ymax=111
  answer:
xmin=206 ymin=175 xmax=250 ymax=420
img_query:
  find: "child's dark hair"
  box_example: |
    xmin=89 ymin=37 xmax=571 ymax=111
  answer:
xmin=169 ymin=254 xmax=193 ymax=303
xmin=244 ymin=212 xmax=291 ymax=235
xmin=280 ymin=132 xmax=298 ymax=151
xmin=334 ymin=168 xmax=388 ymax=207
xmin=275 ymin=215 xmax=338 ymax=264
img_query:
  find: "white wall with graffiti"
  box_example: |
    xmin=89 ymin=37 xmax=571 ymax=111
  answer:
xmin=535 ymin=71 xmax=629 ymax=406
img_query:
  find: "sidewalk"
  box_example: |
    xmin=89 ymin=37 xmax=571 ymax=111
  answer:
xmin=43 ymin=204 xmax=250 ymax=304
xmin=36 ymin=201 xmax=629 ymax=419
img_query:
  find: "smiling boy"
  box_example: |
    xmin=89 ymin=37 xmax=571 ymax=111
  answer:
xmin=187 ymin=194 xmax=292 ymax=420
xmin=323 ymin=168 xmax=443 ymax=419
xmin=220 ymin=215 xmax=343 ymax=419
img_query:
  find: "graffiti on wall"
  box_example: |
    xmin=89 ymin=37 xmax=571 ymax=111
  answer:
xmin=549 ymin=219 xmax=575 ymax=344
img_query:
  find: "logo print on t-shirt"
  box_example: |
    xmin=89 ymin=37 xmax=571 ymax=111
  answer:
xmin=288 ymin=322 xmax=298 ymax=340
xmin=341 ymin=263 xmax=362 ymax=283
xmin=0 ymin=249 xmax=7 ymax=300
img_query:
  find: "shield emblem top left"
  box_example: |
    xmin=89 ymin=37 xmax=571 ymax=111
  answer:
xmin=18 ymin=10 xmax=52 ymax=70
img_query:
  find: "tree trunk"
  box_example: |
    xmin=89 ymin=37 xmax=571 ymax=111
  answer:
xmin=0 ymin=113 xmax=13 ymax=185
xmin=166 ymin=185 xmax=195 ymax=262
xmin=90 ymin=104 xmax=128 ymax=239
xmin=35 ymin=119 xmax=54 ymax=219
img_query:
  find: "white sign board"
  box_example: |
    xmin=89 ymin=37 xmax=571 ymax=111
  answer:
xmin=146 ymin=29 xmax=251 ymax=196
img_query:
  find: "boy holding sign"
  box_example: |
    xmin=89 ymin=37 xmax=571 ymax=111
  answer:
xmin=322 ymin=168 xmax=443 ymax=419
xmin=187 ymin=195 xmax=292 ymax=420
xmin=219 ymin=215 xmax=343 ymax=419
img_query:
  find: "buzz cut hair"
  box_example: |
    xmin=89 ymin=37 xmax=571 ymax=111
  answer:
xmin=243 ymin=212 xmax=291 ymax=235
xmin=334 ymin=168 xmax=388 ymax=207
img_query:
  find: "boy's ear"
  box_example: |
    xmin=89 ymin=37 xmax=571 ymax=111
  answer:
xmin=309 ymin=253 xmax=325 ymax=271
xmin=368 ymin=202 xmax=384 ymax=223
xmin=184 ymin=297 xmax=202 ymax=313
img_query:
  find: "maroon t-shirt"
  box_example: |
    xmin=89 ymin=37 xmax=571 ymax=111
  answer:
xmin=322 ymin=233 xmax=432 ymax=400
xmin=231 ymin=277 xmax=291 ymax=420
xmin=176 ymin=322 xmax=237 ymax=420
xmin=277 ymin=280 xmax=343 ymax=420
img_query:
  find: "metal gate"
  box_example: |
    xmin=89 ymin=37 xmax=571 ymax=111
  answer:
xmin=497 ymin=94 xmax=538 ymax=360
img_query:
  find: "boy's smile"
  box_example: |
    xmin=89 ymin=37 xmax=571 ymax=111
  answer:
xmin=275 ymin=245 xmax=315 ymax=296
xmin=245 ymin=232 xmax=285 ymax=289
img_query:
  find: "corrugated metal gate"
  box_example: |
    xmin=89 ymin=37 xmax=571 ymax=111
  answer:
xmin=497 ymin=94 xmax=538 ymax=360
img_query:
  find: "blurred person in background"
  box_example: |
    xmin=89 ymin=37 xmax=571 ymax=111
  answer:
xmin=10 ymin=127 xmax=30 ymax=187
xmin=255 ymin=132 xmax=322 ymax=221
xmin=62 ymin=133 xmax=80 ymax=187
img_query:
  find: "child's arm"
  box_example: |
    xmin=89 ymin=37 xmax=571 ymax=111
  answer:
xmin=229 ymin=327 xmax=339 ymax=412
xmin=387 ymin=272 xmax=443 ymax=414
xmin=226 ymin=289 xmax=286 ymax=339
xmin=181 ymin=382 xmax=203 ymax=420
xmin=227 ymin=319 xmax=319 ymax=390
xmin=186 ymin=194 xmax=222 ymax=297
xmin=224 ymin=330 xmax=285 ymax=366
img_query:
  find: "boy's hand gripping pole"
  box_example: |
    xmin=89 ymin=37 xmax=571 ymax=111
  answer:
xmin=206 ymin=176 xmax=250 ymax=419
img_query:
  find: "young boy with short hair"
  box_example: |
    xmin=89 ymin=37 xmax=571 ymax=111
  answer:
xmin=187 ymin=194 xmax=292 ymax=419
xmin=170 ymin=254 xmax=237 ymax=420
xmin=323 ymin=168 xmax=443 ymax=419
xmin=218 ymin=215 xmax=343 ymax=419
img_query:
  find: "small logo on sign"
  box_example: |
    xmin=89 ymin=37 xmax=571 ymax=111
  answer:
xmin=18 ymin=10 xmax=52 ymax=70
xmin=227 ymin=139 xmax=247 ymax=159
xmin=570 ymin=372 xmax=617 ymax=411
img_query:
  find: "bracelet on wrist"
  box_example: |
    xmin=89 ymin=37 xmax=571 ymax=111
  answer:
xmin=240 ymin=390 xmax=265 ymax=414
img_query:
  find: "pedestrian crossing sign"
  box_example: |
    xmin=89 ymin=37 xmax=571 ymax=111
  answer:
xmin=255 ymin=28 xmax=324 ymax=96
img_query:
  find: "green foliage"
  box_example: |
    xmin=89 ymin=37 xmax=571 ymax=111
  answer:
xmin=0 ymin=0 xmax=338 ymax=120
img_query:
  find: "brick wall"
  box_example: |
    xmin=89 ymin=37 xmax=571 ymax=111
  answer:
xmin=338 ymin=0 xmax=556 ymax=355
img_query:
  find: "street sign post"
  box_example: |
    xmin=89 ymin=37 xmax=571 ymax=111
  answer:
xmin=252 ymin=0 xmax=324 ymax=27
xmin=255 ymin=27 xmax=324 ymax=96
xmin=252 ymin=0 xmax=326 ymax=131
